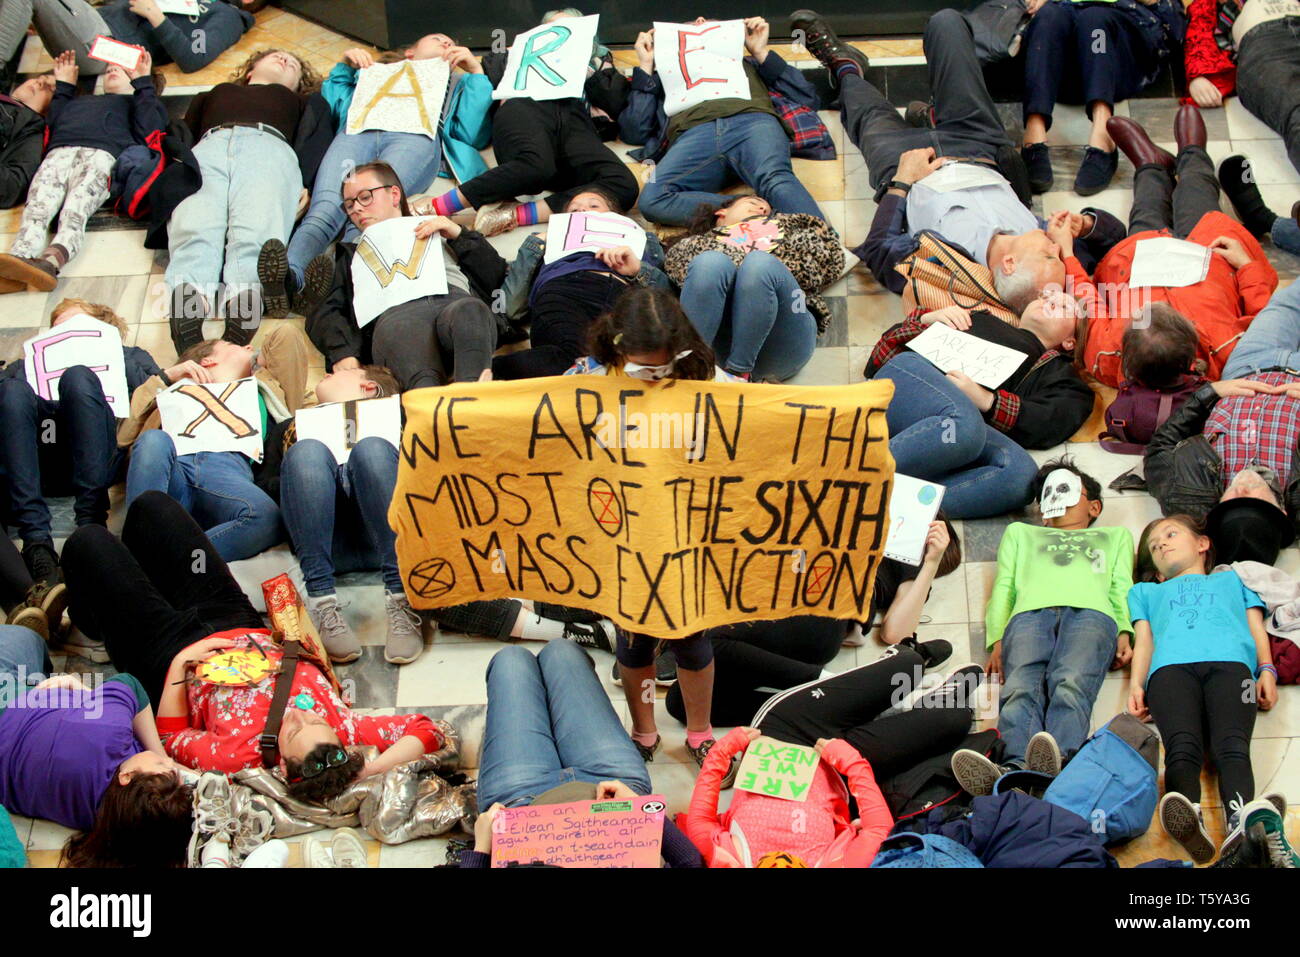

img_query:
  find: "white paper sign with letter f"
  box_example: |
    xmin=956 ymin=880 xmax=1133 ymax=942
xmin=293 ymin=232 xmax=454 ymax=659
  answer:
xmin=654 ymin=20 xmax=749 ymax=117
xmin=23 ymin=315 xmax=131 ymax=414
xmin=493 ymin=14 xmax=599 ymax=102
xmin=156 ymin=376 xmax=264 ymax=461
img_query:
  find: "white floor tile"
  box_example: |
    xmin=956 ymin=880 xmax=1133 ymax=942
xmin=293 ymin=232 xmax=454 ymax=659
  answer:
xmin=59 ymin=231 xmax=155 ymax=278
xmin=394 ymin=640 xmax=501 ymax=707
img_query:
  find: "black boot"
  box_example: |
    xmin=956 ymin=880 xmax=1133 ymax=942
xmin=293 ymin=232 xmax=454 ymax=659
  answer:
xmin=256 ymin=238 xmax=290 ymax=319
xmin=1218 ymin=155 xmax=1279 ymax=239
xmin=221 ymin=287 xmax=263 ymax=346
xmin=21 ymin=541 xmax=60 ymax=590
xmin=169 ymin=283 xmax=210 ymax=354
xmin=790 ymin=9 xmax=870 ymax=87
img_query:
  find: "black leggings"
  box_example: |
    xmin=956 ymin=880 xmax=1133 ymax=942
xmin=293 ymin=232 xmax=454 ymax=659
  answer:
xmin=492 ymin=271 xmax=628 ymax=380
xmin=1146 ymin=661 xmax=1257 ymax=809
xmin=0 ymin=534 xmax=33 ymax=611
xmin=666 ymin=616 xmax=848 ymax=725
xmin=61 ymin=491 xmax=264 ymax=707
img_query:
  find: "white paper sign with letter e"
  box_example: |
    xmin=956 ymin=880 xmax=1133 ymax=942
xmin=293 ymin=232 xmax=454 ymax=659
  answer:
xmin=294 ymin=395 xmax=402 ymax=464
xmin=156 ymin=377 xmax=263 ymax=461
xmin=493 ymin=14 xmax=599 ymax=102
xmin=907 ymin=323 xmax=1028 ymax=389
xmin=351 ymin=217 xmax=449 ymax=328
xmin=543 ymin=212 xmax=647 ymax=264
xmin=23 ymin=315 xmax=130 ymax=415
xmin=347 ymin=58 xmax=450 ymax=139
xmin=885 ymin=474 xmax=945 ymax=565
xmin=1128 ymin=237 xmax=1212 ymax=289
xmin=654 ymin=20 xmax=749 ymax=118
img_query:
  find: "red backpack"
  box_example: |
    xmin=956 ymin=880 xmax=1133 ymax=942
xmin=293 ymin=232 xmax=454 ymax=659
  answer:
xmin=1100 ymin=373 xmax=1206 ymax=454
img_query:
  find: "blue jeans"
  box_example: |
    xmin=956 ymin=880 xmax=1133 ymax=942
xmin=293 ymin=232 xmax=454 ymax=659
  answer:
xmin=165 ymin=127 xmax=300 ymax=298
xmin=279 ymin=437 xmax=401 ymax=597
xmin=0 ymin=365 xmax=122 ymax=543
xmin=1273 ymin=215 xmax=1300 ymax=257
xmin=1222 ymin=276 xmax=1300 ymax=376
xmin=999 ymin=607 xmax=1117 ymax=765
xmin=478 ymin=640 xmax=652 ymax=809
xmin=874 ymin=352 xmax=1038 ymax=518
xmin=679 ymin=250 xmax=817 ymax=380
xmin=637 ymin=112 xmax=823 ymax=226
xmin=0 ymin=625 xmax=47 ymax=713
xmin=286 ymin=129 xmax=442 ymax=287
xmin=125 ymin=430 xmax=282 ymax=562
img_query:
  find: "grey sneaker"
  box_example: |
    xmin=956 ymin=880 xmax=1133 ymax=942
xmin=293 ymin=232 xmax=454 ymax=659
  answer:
xmin=384 ymin=591 xmax=424 ymax=665
xmin=1159 ymin=792 xmax=1216 ymax=865
xmin=951 ymin=749 xmax=1011 ymax=797
xmin=1025 ymin=731 xmax=1062 ymax=777
xmin=308 ymin=594 xmax=361 ymax=663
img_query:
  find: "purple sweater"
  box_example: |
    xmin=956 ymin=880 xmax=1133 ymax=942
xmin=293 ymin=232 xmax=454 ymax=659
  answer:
xmin=0 ymin=682 xmax=144 ymax=831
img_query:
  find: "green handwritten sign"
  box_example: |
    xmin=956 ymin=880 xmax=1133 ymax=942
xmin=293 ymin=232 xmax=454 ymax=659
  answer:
xmin=735 ymin=736 xmax=820 ymax=802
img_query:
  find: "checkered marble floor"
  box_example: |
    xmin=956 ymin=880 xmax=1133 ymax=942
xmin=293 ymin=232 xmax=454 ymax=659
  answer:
xmin=3 ymin=10 xmax=1299 ymax=867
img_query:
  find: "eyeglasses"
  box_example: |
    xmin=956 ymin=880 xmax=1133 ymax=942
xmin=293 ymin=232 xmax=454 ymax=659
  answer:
xmin=342 ymin=186 xmax=394 ymax=214
xmin=289 ymin=747 xmax=349 ymax=782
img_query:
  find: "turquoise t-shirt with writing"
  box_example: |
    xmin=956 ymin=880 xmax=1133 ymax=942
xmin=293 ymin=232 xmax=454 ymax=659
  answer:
xmin=1127 ymin=569 xmax=1265 ymax=684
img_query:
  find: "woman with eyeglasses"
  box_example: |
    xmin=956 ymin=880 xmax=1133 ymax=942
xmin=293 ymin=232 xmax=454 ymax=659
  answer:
xmin=664 ymin=196 xmax=845 ymax=382
xmin=260 ymin=34 xmax=493 ymax=319
xmin=59 ymin=492 xmax=446 ymax=806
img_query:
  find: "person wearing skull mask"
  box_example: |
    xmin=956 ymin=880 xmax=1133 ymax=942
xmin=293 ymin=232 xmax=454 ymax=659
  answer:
xmin=950 ymin=457 xmax=1134 ymax=794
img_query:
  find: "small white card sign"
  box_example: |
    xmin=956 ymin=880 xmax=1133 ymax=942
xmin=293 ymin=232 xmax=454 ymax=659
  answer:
xmin=915 ymin=161 xmax=1008 ymax=194
xmin=88 ymin=35 xmax=142 ymax=71
xmin=351 ymin=217 xmax=449 ymax=328
xmin=155 ymin=0 xmax=201 ymax=15
xmin=294 ymin=395 xmax=402 ymax=464
xmin=542 ymin=212 xmax=647 ymax=264
xmin=156 ymin=376 xmax=263 ymax=461
xmin=885 ymin=474 xmax=945 ymax=566
xmin=1128 ymin=237 xmax=1212 ymax=289
xmin=492 ymin=14 xmax=599 ymax=102
xmin=654 ymin=20 xmax=749 ymax=117
xmin=346 ymin=58 xmax=450 ymax=139
xmin=907 ymin=323 xmax=1029 ymax=389
xmin=22 ymin=315 xmax=130 ymax=415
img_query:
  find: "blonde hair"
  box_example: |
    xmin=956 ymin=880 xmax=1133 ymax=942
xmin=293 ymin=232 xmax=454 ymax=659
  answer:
xmin=48 ymin=298 xmax=130 ymax=339
xmin=230 ymin=48 xmax=322 ymax=94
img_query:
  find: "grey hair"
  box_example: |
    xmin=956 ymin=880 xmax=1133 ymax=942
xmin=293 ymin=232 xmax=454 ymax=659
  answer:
xmin=993 ymin=259 xmax=1043 ymax=317
xmin=542 ymin=7 xmax=584 ymax=20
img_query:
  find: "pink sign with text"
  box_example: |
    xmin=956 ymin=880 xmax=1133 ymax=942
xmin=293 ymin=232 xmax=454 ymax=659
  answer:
xmin=492 ymin=794 xmax=667 ymax=868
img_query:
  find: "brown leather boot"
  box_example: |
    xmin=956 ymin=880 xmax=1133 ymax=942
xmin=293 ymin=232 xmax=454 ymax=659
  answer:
xmin=1106 ymin=117 xmax=1175 ymax=172
xmin=1174 ymin=103 xmax=1207 ymax=153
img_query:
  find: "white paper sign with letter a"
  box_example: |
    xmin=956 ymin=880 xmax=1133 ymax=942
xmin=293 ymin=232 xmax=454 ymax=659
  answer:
xmin=22 ymin=315 xmax=131 ymax=414
xmin=351 ymin=217 xmax=449 ymax=328
xmin=493 ymin=14 xmax=599 ymax=102
xmin=654 ymin=20 xmax=749 ymax=117
xmin=156 ymin=376 xmax=264 ymax=461
xmin=543 ymin=212 xmax=647 ymax=264
xmin=347 ymin=59 xmax=450 ymax=139
xmin=294 ymin=395 xmax=402 ymax=465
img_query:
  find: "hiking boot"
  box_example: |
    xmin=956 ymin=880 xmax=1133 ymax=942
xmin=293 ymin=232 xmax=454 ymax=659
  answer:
xmin=790 ymin=9 xmax=869 ymax=87
xmin=256 ymin=238 xmax=291 ymax=319
xmin=1021 ymin=142 xmax=1053 ymax=194
xmin=904 ymin=100 xmax=932 ymax=129
xmin=688 ymin=736 xmax=739 ymax=788
xmin=951 ymin=748 xmax=1013 ymax=797
xmin=0 ymin=253 xmax=58 ymax=291
xmin=474 ymin=202 xmax=518 ymax=237
xmin=221 ymin=287 xmax=262 ymax=346
xmin=561 ymin=618 xmax=614 ymax=652
xmin=21 ymin=541 xmax=60 ymax=590
xmin=383 ymin=591 xmax=424 ymax=665
xmin=169 ymin=282 xmax=211 ymax=354
xmin=308 ymin=594 xmax=361 ymax=663
xmin=296 ymin=253 xmax=335 ymax=317
xmin=1073 ymin=146 xmax=1118 ymax=196
xmin=1025 ymin=731 xmax=1062 ymax=777
xmin=633 ymin=733 xmax=662 ymax=762
xmin=1159 ymin=791 xmax=1216 ymax=864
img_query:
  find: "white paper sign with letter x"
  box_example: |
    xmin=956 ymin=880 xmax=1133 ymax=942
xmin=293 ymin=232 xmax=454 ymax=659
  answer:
xmin=543 ymin=212 xmax=647 ymax=264
xmin=492 ymin=14 xmax=600 ymax=102
xmin=22 ymin=314 xmax=130 ymax=414
xmin=156 ymin=376 xmax=264 ymax=461
xmin=654 ymin=20 xmax=749 ymax=118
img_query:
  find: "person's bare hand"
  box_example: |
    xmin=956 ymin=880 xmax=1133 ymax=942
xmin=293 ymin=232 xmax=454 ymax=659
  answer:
xmin=164 ymin=360 xmax=212 ymax=384
xmin=920 ymin=304 xmax=972 ymax=330
xmin=415 ymin=215 xmax=462 ymax=240
xmin=128 ymin=0 xmax=165 ymax=25
xmin=34 ymin=673 xmax=92 ymax=692
xmin=922 ymin=520 xmax=950 ymax=566
xmin=1111 ymin=634 xmax=1133 ymax=671
xmin=474 ymin=802 xmax=504 ymax=853
xmin=895 ymin=147 xmax=944 ymax=185
xmin=946 ymin=369 xmax=995 ymax=411
xmin=343 ymin=47 xmax=375 ymax=69
xmin=634 ymin=30 xmax=655 ymax=73
xmin=52 ymin=51 xmax=78 ymax=85
xmin=743 ymin=17 xmax=770 ymax=61
xmin=1046 ymin=209 xmax=1075 ymax=257
xmin=595 ymin=780 xmax=639 ymax=801
xmin=1128 ymin=686 xmax=1149 ymax=720
xmin=1209 ymin=235 xmax=1251 ymax=269
xmin=444 ymin=46 xmax=482 ymax=73
xmin=1025 ymin=0 xmax=1048 ymax=13
xmin=986 ymin=641 xmax=1003 ymax=683
xmin=127 ymin=49 xmax=152 ymax=80
xmin=1189 ymin=76 xmax=1223 ymax=109
xmin=594 ymin=245 xmax=641 ymax=276
xmin=1210 ymin=378 xmax=1281 ymax=398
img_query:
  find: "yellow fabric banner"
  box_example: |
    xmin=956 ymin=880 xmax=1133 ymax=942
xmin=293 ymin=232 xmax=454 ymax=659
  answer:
xmin=390 ymin=376 xmax=896 ymax=639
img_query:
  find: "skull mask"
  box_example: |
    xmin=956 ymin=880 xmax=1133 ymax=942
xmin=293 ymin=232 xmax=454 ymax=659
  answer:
xmin=1040 ymin=468 xmax=1082 ymax=519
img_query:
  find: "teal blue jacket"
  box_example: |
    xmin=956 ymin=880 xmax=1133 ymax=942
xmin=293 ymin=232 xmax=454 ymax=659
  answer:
xmin=319 ymin=63 xmax=493 ymax=183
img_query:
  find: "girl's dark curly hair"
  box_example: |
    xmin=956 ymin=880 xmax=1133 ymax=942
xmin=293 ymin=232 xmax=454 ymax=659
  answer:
xmin=586 ymin=287 xmax=716 ymax=381
xmin=61 ymin=772 xmax=193 ymax=868
xmin=284 ymin=743 xmax=366 ymax=804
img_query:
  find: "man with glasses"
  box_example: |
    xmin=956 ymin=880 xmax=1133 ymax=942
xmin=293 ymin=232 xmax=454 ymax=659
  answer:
xmin=304 ymin=161 xmax=504 ymax=390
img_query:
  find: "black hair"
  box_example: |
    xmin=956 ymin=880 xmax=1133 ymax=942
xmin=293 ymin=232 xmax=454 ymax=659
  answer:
xmin=284 ymin=743 xmax=365 ymax=804
xmin=1121 ymin=303 xmax=1198 ymax=388
xmin=586 ymin=287 xmax=716 ymax=381
xmin=1031 ymin=455 xmax=1102 ymax=524
xmin=564 ymin=185 xmax=624 ymax=215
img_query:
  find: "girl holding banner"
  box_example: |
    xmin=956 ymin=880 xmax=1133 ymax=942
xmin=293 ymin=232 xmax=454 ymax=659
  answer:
xmin=666 ymin=200 xmax=845 ymax=381
xmin=264 ymin=34 xmax=493 ymax=318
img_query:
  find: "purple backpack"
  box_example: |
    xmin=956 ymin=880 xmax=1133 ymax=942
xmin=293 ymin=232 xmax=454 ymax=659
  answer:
xmin=1100 ymin=374 xmax=1205 ymax=454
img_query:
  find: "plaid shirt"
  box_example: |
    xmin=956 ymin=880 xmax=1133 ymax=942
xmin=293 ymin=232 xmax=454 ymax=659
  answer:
xmin=1205 ymin=370 xmax=1300 ymax=490
xmin=770 ymin=91 xmax=834 ymax=158
xmin=866 ymin=317 xmax=1057 ymax=435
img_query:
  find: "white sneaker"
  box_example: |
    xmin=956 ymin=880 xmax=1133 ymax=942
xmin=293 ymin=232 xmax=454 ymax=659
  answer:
xmin=330 ymin=827 xmax=369 ymax=868
xmin=241 ymin=839 xmax=290 ymax=868
xmin=200 ymin=833 xmax=233 ymax=868
xmin=304 ymin=836 xmax=335 ymax=868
